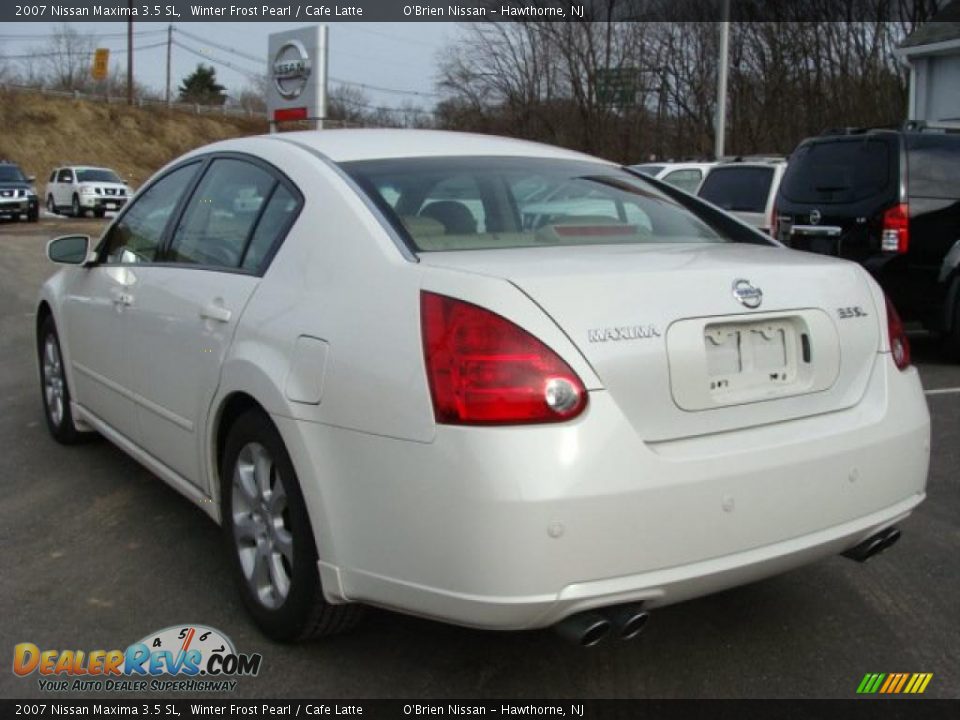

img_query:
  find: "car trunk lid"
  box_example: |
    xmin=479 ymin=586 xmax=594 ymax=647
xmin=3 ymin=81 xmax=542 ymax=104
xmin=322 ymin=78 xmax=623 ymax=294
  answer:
xmin=419 ymin=243 xmax=882 ymax=442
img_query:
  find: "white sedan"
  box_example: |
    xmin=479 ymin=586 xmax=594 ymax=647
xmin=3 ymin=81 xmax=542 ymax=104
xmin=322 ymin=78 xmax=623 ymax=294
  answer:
xmin=36 ymin=130 xmax=930 ymax=646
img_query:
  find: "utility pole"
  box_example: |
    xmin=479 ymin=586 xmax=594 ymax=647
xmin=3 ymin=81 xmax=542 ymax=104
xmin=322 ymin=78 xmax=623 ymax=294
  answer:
xmin=126 ymin=0 xmax=134 ymax=105
xmin=714 ymin=0 xmax=730 ymax=160
xmin=165 ymin=24 xmax=172 ymax=105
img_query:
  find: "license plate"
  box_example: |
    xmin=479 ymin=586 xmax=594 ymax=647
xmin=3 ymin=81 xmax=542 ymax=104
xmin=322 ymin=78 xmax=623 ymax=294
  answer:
xmin=106 ymin=203 xmax=117 ymax=210
xmin=704 ymin=318 xmax=801 ymax=392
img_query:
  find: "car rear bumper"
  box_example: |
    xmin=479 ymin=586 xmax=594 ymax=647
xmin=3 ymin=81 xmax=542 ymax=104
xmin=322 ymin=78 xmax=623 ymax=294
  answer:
xmin=277 ymin=353 xmax=930 ymax=630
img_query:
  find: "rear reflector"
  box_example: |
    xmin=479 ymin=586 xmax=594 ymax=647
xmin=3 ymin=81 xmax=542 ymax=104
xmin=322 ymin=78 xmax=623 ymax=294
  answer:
xmin=885 ymin=295 xmax=911 ymax=371
xmin=421 ymin=292 xmax=588 ymax=425
xmin=881 ymin=203 xmax=909 ymax=253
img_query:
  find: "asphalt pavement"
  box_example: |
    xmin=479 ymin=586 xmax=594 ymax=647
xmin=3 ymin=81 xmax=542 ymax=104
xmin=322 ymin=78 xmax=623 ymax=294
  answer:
xmin=0 ymin=217 xmax=957 ymax=699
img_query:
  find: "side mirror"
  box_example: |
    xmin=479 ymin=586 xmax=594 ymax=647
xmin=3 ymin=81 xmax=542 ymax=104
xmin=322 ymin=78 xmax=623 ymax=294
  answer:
xmin=27 ymin=175 xmax=36 ymax=183
xmin=47 ymin=235 xmax=95 ymax=266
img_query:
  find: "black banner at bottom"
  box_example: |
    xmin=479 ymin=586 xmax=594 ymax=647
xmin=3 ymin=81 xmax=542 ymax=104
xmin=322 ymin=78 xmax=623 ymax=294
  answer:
xmin=1 ymin=699 xmax=958 ymax=720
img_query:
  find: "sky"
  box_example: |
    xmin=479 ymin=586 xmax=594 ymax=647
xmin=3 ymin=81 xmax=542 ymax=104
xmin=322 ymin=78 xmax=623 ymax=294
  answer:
xmin=0 ymin=21 xmax=460 ymax=110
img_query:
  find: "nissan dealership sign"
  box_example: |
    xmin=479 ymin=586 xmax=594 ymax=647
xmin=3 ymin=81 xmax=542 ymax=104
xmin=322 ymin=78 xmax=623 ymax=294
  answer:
xmin=267 ymin=26 xmax=327 ymax=128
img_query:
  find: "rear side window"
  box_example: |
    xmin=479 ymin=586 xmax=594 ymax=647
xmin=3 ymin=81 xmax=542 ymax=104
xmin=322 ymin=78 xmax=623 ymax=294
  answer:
xmin=698 ymin=167 xmax=773 ymax=213
xmin=241 ymin=184 xmax=299 ymax=272
xmin=780 ymin=138 xmax=893 ymax=204
xmin=907 ymin=135 xmax=960 ymax=200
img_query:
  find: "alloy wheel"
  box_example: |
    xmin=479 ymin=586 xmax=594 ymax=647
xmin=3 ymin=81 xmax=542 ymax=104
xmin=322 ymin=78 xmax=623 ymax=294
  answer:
xmin=42 ymin=334 xmax=65 ymax=428
xmin=231 ymin=442 xmax=294 ymax=609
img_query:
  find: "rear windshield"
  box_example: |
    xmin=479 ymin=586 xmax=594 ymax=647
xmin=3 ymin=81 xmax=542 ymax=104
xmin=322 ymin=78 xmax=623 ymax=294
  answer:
xmin=697 ymin=166 xmax=773 ymax=213
xmin=341 ymin=157 xmax=731 ymax=253
xmin=77 ymin=169 xmax=122 ymax=183
xmin=780 ymin=138 xmax=893 ymax=204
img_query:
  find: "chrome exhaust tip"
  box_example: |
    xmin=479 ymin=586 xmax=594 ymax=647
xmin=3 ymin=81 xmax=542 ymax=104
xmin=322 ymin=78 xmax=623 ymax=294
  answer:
xmin=842 ymin=526 xmax=901 ymax=563
xmin=554 ymin=611 xmax=612 ymax=647
xmin=601 ymin=604 xmax=650 ymax=641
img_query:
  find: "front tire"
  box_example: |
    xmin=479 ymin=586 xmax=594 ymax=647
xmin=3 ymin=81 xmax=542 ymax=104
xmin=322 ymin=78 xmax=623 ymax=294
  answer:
xmin=38 ymin=316 xmax=81 ymax=444
xmin=221 ymin=410 xmax=362 ymax=641
xmin=71 ymin=194 xmax=83 ymax=218
xmin=28 ymin=207 xmax=39 ymax=223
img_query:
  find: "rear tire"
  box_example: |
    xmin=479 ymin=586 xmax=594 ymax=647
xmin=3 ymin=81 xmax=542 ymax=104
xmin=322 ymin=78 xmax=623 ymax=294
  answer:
xmin=220 ymin=410 xmax=363 ymax=641
xmin=47 ymin=195 xmax=57 ymax=215
xmin=38 ymin=316 xmax=82 ymax=444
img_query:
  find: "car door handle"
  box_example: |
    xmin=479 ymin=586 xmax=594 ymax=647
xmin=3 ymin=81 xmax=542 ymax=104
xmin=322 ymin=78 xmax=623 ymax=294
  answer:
xmin=200 ymin=304 xmax=232 ymax=323
xmin=111 ymin=291 xmax=133 ymax=306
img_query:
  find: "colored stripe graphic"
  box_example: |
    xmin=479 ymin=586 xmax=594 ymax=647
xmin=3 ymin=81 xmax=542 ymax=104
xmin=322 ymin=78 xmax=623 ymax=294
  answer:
xmin=857 ymin=672 xmax=932 ymax=694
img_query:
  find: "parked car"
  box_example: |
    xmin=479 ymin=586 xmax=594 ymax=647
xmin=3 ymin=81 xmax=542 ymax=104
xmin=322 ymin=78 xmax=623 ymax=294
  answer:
xmin=0 ymin=160 xmax=39 ymax=222
xmin=630 ymin=161 xmax=715 ymax=193
xmin=45 ymin=165 xmax=132 ymax=218
xmin=37 ymin=130 xmax=929 ymax=645
xmin=697 ymin=157 xmax=787 ymax=234
xmin=774 ymin=125 xmax=960 ymax=359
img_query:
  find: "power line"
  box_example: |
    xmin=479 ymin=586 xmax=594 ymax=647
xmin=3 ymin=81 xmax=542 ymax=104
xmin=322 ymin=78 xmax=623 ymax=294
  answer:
xmin=0 ymin=42 xmax=167 ymax=61
xmin=172 ymin=27 xmax=262 ymax=65
xmin=172 ymin=39 xmax=262 ymax=80
xmin=329 ymin=76 xmax=439 ymax=99
xmin=338 ymin=26 xmax=448 ymax=50
xmin=0 ymin=30 xmax=166 ymax=41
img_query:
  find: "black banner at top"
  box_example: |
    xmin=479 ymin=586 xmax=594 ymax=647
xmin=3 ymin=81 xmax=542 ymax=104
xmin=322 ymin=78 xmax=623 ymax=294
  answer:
xmin=1 ymin=0 xmax=954 ymax=23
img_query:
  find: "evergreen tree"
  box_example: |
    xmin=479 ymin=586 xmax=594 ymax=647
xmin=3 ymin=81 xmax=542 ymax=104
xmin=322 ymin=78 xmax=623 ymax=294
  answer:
xmin=178 ymin=64 xmax=227 ymax=106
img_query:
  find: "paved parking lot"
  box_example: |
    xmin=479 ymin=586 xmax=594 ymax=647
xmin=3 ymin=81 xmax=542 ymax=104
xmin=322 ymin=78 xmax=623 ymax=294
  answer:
xmin=1 ymin=217 xmax=957 ymax=699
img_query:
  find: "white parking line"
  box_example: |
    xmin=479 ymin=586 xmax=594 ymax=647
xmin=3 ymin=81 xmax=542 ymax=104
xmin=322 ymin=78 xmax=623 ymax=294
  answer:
xmin=925 ymin=387 xmax=960 ymax=396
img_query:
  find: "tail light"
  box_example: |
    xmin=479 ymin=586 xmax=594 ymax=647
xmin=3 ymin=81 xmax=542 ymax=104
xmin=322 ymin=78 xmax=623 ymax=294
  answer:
xmin=881 ymin=203 xmax=909 ymax=254
xmin=421 ymin=291 xmax=587 ymax=425
xmin=885 ymin=295 xmax=911 ymax=371
xmin=769 ymin=201 xmax=778 ymax=238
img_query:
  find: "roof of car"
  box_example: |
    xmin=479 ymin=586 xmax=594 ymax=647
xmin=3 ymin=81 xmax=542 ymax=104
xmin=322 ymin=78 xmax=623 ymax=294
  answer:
xmin=255 ymin=129 xmax=611 ymax=164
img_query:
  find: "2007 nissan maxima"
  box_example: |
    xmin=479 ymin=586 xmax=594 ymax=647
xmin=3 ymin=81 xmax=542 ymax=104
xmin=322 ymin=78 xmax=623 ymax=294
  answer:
xmin=36 ymin=130 xmax=930 ymax=645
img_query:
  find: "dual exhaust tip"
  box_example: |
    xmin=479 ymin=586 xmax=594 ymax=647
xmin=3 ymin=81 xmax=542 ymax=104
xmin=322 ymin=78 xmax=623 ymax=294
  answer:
xmin=554 ymin=603 xmax=649 ymax=647
xmin=842 ymin=526 xmax=901 ymax=563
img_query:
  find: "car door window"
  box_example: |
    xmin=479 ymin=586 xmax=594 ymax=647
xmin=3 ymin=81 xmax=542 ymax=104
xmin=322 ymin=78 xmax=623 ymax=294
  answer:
xmin=57 ymin=169 xmax=72 ymax=183
xmin=240 ymin=184 xmax=299 ymax=272
xmin=167 ymin=159 xmax=277 ymax=269
xmin=101 ymin=163 xmax=200 ymax=265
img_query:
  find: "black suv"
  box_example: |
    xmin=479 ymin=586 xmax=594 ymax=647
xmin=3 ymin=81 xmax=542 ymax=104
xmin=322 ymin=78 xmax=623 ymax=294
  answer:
xmin=775 ymin=125 xmax=960 ymax=358
xmin=0 ymin=160 xmax=39 ymax=222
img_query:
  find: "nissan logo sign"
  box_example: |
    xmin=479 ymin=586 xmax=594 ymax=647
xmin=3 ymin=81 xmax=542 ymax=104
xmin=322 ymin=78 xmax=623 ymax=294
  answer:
xmin=272 ymin=40 xmax=311 ymax=100
xmin=732 ymin=279 xmax=763 ymax=309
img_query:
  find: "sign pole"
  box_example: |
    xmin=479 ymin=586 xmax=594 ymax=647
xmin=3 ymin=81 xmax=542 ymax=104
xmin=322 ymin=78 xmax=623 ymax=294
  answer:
xmin=317 ymin=25 xmax=328 ymax=130
xmin=714 ymin=0 xmax=730 ymax=160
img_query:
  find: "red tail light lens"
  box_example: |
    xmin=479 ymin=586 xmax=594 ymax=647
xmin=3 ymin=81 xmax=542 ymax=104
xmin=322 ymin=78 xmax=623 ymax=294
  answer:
xmin=881 ymin=203 xmax=909 ymax=254
xmin=885 ymin=295 xmax=911 ymax=371
xmin=421 ymin=291 xmax=588 ymax=425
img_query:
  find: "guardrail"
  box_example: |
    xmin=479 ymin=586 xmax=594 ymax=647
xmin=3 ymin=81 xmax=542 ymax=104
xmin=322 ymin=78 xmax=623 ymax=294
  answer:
xmin=0 ymin=82 xmax=268 ymax=119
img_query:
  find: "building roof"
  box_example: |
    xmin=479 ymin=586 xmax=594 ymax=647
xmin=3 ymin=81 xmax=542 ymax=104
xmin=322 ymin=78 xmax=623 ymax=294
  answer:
xmin=900 ymin=1 xmax=960 ymax=49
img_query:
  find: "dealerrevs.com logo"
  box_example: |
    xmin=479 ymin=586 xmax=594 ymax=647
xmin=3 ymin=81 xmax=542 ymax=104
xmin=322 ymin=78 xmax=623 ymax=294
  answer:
xmin=13 ymin=624 xmax=262 ymax=693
